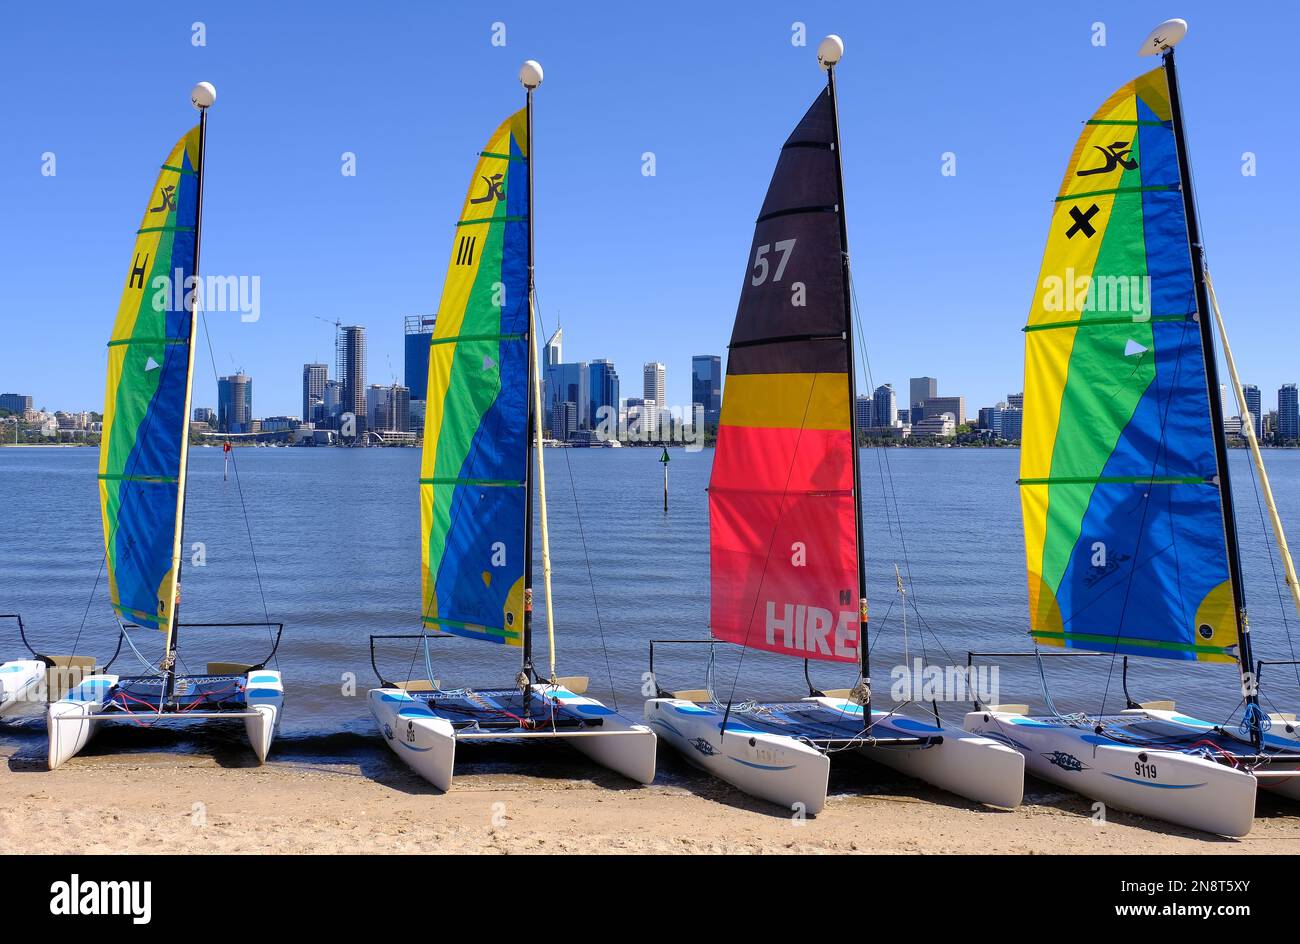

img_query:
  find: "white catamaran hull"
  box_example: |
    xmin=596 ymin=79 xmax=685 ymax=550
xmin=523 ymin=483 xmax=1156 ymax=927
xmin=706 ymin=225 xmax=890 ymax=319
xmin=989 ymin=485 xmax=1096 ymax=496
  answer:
xmin=369 ymin=683 xmax=656 ymax=792
xmin=964 ymin=708 xmax=1258 ymax=836
xmin=808 ymin=698 xmax=1026 ymax=809
xmin=647 ymin=697 xmax=1024 ymax=814
xmin=0 ymin=659 xmax=46 ymax=718
xmin=645 ymin=697 xmax=831 ymax=814
xmin=47 ymin=670 xmax=284 ymax=770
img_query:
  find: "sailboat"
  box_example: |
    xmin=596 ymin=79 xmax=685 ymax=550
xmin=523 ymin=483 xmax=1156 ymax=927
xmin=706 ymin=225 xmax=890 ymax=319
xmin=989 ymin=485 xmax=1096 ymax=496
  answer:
xmin=643 ymin=36 xmax=1025 ymax=816
xmin=45 ymin=82 xmax=285 ymax=769
xmin=367 ymin=61 xmax=656 ymax=791
xmin=964 ymin=19 xmax=1300 ymax=837
xmin=1 ymin=615 xmax=118 ymax=719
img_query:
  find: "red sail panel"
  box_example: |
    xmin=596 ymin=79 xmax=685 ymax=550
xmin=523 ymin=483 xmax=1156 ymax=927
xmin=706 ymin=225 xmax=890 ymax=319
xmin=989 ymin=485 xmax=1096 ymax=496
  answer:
xmin=709 ymin=89 xmax=860 ymax=664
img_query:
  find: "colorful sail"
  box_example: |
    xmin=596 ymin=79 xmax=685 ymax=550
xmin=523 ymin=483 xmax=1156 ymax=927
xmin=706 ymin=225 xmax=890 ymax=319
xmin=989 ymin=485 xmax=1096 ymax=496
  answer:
xmin=709 ymin=89 xmax=859 ymax=664
xmin=99 ymin=126 xmax=201 ymax=640
xmin=420 ymin=109 xmax=530 ymax=645
xmin=1021 ymin=66 xmax=1236 ymax=663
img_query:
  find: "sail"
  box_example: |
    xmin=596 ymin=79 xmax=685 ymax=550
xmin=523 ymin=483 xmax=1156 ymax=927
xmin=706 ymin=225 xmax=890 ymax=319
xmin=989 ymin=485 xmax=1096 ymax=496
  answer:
xmin=99 ymin=126 xmax=201 ymax=639
xmin=709 ymin=89 xmax=859 ymax=664
xmin=420 ymin=109 xmax=530 ymax=645
xmin=1021 ymin=66 xmax=1236 ymax=663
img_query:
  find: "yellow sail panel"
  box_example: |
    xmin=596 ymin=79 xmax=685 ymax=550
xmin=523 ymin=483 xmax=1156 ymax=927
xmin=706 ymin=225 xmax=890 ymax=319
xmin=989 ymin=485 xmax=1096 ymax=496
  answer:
xmin=419 ymin=109 xmax=530 ymax=644
xmin=99 ymin=127 xmax=201 ymax=639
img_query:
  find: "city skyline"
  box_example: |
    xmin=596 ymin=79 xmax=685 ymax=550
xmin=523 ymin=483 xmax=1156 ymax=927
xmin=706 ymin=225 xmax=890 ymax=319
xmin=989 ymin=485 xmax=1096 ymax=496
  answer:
xmin=4 ymin=6 xmax=1297 ymax=421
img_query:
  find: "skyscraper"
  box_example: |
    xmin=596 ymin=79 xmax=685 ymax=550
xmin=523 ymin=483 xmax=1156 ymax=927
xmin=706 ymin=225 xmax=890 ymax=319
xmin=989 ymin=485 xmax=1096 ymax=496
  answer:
xmin=545 ymin=327 xmax=563 ymax=368
xmin=547 ymin=361 xmax=588 ymax=427
xmin=923 ymin=395 xmax=966 ymax=425
xmin=853 ymin=395 xmax=872 ymax=433
xmin=588 ymin=359 xmax=620 ymax=435
xmin=643 ymin=362 xmax=666 ymax=409
xmin=367 ymin=383 xmax=411 ymax=433
xmin=302 ymin=363 xmax=327 ymax=423
xmin=1241 ymin=384 xmax=1262 ymax=441
xmin=217 ymin=373 xmax=252 ymax=433
xmin=691 ymin=355 xmax=722 ymax=427
xmin=340 ymin=325 xmax=367 ymax=434
xmin=909 ymin=377 xmax=937 ymax=409
xmin=403 ymin=315 xmax=437 ymax=402
xmin=872 ymin=383 xmax=897 ymax=428
xmin=0 ymin=393 xmax=33 ymax=414
xmin=1279 ymin=384 xmax=1299 ymax=443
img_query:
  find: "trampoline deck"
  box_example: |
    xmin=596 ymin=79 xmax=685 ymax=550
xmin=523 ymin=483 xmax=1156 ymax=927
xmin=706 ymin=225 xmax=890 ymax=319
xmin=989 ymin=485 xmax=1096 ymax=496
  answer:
xmin=414 ymin=688 xmax=605 ymax=733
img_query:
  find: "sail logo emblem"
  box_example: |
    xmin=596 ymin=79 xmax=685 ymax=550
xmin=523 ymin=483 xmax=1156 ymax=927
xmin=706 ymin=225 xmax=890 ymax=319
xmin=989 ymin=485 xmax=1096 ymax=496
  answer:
xmin=1044 ymin=751 xmax=1088 ymax=772
xmin=469 ymin=173 xmax=505 ymax=205
xmin=689 ymin=737 xmax=717 ymax=757
xmin=1066 ymin=203 xmax=1100 ymax=239
xmin=1076 ymin=141 xmax=1137 ymax=177
xmin=455 ymin=235 xmax=478 ymax=266
xmin=149 ymin=184 xmax=177 ymax=214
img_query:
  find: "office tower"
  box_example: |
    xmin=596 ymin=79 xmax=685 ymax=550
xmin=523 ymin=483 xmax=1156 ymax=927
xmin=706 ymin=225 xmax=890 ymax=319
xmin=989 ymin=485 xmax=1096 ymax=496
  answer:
xmin=548 ymin=361 xmax=589 ymax=427
xmin=909 ymin=377 xmax=937 ymax=409
xmin=853 ymin=395 xmax=872 ymax=433
xmin=0 ymin=393 xmax=33 ymax=414
xmin=339 ymin=325 xmax=367 ymax=433
xmin=872 ymin=383 xmax=896 ymax=428
xmin=550 ymin=401 xmax=577 ymax=441
xmin=1280 ymin=384 xmax=1299 ymax=443
xmin=367 ymin=383 xmax=410 ymax=433
xmin=323 ymin=380 xmax=342 ymax=425
xmin=1006 ymin=392 xmax=1024 ymax=410
xmin=1241 ymin=384 xmax=1261 ymax=441
xmin=302 ymin=363 xmax=327 ymax=422
xmin=545 ymin=327 xmax=563 ymax=368
xmin=923 ymin=395 xmax=966 ymax=425
xmin=217 ymin=373 xmax=252 ymax=433
xmin=643 ymin=362 xmax=666 ymax=409
xmin=691 ymin=354 xmax=722 ymax=427
xmin=403 ymin=315 xmax=437 ymax=401
xmin=588 ymin=359 xmax=620 ymax=434
xmin=192 ymin=406 xmax=215 ymax=424
xmin=1001 ymin=408 xmax=1023 ymax=440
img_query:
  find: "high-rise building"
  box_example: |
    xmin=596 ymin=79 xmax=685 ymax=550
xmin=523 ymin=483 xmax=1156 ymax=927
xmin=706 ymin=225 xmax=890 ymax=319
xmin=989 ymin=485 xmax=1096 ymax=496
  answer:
xmin=547 ymin=361 xmax=589 ymax=427
xmin=544 ymin=327 xmax=563 ymax=369
xmin=691 ymin=355 xmax=722 ymax=427
xmin=588 ymin=359 xmax=620 ymax=435
xmin=367 ymin=383 xmax=411 ymax=433
xmin=302 ymin=363 xmax=327 ymax=423
xmin=872 ymin=383 xmax=897 ymax=428
xmin=339 ymin=325 xmax=367 ymax=434
xmin=323 ymin=379 xmax=342 ymax=426
xmin=0 ymin=393 xmax=33 ymax=414
xmin=1241 ymin=384 xmax=1262 ymax=441
xmin=1007 ymin=392 xmax=1024 ymax=410
xmin=217 ymin=374 xmax=253 ymax=433
xmin=1279 ymin=384 xmax=1299 ymax=443
xmin=403 ymin=315 xmax=437 ymax=401
xmin=923 ymin=395 xmax=966 ymax=425
xmin=643 ymin=362 xmax=666 ymax=410
xmin=550 ymin=401 xmax=577 ymax=441
xmin=193 ymin=406 xmax=215 ymax=425
xmin=909 ymin=377 xmax=937 ymax=409
xmin=853 ymin=395 xmax=872 ymax=433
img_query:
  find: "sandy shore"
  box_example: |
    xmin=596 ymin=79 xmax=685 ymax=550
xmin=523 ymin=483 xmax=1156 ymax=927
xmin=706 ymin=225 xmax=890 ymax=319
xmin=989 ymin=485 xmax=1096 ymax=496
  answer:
xmin=4 ymin=725 xmax=1300 ymax=854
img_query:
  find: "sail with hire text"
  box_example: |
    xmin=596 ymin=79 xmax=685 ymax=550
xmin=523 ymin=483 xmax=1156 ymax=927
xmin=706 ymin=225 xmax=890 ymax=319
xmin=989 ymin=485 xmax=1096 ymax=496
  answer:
xmin=709 ymin=89 xmax=860 ymax=664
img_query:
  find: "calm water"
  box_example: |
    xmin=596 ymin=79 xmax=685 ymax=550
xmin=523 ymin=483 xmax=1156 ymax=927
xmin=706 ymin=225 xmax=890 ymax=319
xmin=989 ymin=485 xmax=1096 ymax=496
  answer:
xmin=3 ymin=445 xmax=1300 ymax=742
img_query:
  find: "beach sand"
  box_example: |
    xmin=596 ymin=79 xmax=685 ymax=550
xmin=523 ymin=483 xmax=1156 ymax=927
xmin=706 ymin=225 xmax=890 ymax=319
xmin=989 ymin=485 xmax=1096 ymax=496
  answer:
xmin=3 ymin=724 xmax=1300 ymax=854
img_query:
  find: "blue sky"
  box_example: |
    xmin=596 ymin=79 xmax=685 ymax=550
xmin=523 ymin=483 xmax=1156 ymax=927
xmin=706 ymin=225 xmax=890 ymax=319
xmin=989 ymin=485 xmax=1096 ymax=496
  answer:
xmin=2 ymin=1 xmax=1297 ymax=419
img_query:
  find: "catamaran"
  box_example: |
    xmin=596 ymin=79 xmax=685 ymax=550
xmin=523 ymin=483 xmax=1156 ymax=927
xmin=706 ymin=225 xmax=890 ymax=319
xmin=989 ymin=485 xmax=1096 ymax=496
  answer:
xmin=643 ymin=36 xmax=1025 ymax=816
xmin=964 ymin=19 xmax=1300 ymax=837
xmin=45 ymin=82 xmax=285 ymax=769
xmin=0 ymin=617 xmax=50 ymax=718
xmin=367 ymin=61 xmax=656 ymax=791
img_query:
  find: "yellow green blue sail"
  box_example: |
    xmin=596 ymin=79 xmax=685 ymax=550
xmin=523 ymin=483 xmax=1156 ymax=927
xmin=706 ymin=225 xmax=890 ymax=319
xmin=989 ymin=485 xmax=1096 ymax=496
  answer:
xmin=99 ymin=126 xmax=201 ymax=640
xmin=1021 ymin=67 xmax=1237 ymax=663
xmin=420 ymin=109 xmax=530 ymax=645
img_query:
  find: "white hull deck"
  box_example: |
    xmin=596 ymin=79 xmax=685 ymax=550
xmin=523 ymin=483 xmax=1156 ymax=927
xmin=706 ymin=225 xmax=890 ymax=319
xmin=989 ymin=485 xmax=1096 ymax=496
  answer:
xmin=368 ymin=682 xmax=657 ymax=791
xmin=0 ymin=659 xmax=46 ymax=718
xmin=646 ymin=695 xmax=1024 ymax=815
xmin=46 ymin=670 xmax=284 ymax=769
xmin=962 ymin=706 xmax=1300 ymax=837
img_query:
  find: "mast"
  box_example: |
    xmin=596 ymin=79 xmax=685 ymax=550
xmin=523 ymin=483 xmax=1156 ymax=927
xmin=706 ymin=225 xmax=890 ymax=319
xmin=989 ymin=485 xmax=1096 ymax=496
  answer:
xmin=821 ymin=37 xmax=871 ymax=693
xmin=519 ymin=60 xmax=555 ymax=688
xmin=1161 ymin=45 xmax=1259 ymax=742
xmin=164 ymin=83 xmax=213 ymax=698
